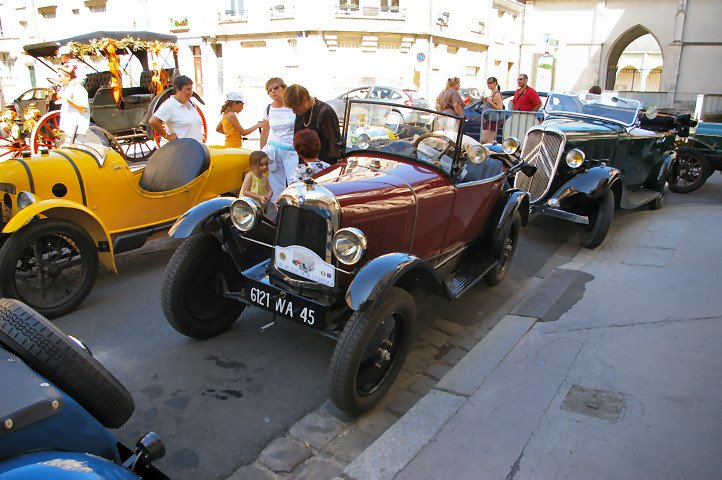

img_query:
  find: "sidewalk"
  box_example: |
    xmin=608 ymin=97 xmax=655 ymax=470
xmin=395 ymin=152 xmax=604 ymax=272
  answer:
xmin=343 ymin=202 xmax=722 ymax=479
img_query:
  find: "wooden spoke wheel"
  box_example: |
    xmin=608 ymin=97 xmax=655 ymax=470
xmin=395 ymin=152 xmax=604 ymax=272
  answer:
xmin=30 ymin=111 xmax=61 ymax=153
xmin=0 ymin=134 xmax=30 ymax=160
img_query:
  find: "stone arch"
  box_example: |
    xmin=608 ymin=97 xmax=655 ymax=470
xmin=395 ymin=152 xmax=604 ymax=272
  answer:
xmin=604 ymin=25 xmax=662 ymax=90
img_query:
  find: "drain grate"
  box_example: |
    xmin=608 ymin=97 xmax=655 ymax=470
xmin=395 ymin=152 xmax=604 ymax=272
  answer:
xmin=511 ymin=268 xmax=581 ymax=319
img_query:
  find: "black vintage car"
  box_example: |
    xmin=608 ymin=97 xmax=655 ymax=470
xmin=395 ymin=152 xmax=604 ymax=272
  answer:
xmin=512 ymin=92 xmax=680 ymax=248
xmin=160 ymin=100 xmax=535 ymax=415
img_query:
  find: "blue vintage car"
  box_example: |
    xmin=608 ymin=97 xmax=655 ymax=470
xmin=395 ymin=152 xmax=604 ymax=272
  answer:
xmin=0 ymin=298 xmax=168 ymax=479
xmin=510 ymin=91 xmax=686 ymax=249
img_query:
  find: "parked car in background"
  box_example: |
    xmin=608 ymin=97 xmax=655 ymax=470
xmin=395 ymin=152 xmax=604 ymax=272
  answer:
xmin=511 ymin=91 xmax=688 ymax=249
xmin=463 ymin=90 xmax=549 ymax=144
xmin=459 ymin=87 xmax=481 ymax=105
xmin=0 ymin=131 xmax=248 ymax=318
xmin=0 ymin=298 xmax=168 ymax=479
xmin=670 ymin=120 xmax=721 ymax=192
xmin=327 ymin=86 xmax=431 ymax=124
xmin=8 ymin=88 xmax=56 ymax=117
xmin=160 ymin=99 xmax=536 ymax=416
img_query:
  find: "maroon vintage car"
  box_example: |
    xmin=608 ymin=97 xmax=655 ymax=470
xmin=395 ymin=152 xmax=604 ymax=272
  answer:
xmin=159 ymin=100 xmax=535 ymax=415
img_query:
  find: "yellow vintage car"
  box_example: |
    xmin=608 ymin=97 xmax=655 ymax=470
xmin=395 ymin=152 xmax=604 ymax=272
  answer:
xmin=0 ymin=128 xmax=249 ymax=318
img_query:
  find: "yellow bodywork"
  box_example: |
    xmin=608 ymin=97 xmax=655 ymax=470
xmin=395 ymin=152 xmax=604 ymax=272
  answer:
xmin=0 ymin=144 xmax=249 ymax=273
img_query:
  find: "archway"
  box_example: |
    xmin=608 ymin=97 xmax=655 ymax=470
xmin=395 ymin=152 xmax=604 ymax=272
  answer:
xmin=605 ymin=25 xmax=662 ymax=90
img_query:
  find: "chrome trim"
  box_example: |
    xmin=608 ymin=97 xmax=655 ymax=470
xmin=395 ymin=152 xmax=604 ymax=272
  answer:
xmin=514 ymin=125 xmax=566 ymax=204
xmin=534 ymin=205 xmax=589 ymax=224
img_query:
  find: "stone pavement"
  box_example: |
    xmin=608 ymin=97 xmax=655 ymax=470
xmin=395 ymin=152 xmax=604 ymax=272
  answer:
xmin=226 ymin=190 xmax=722 ymax=479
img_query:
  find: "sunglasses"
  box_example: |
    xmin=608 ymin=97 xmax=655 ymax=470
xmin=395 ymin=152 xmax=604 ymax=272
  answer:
xmin=267 ymin=85 xmax=281 ymax=93
xmin=517 ymin=78 xmax=525 ymax=81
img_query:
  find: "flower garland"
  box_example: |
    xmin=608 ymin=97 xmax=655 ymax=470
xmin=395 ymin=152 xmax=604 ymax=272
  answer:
xmin=63 ymin=36 xmax=178 ymax=103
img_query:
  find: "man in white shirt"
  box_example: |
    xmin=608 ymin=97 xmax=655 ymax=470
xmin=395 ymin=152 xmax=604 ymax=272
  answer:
xmin=149 ymin=75 xmax=204 ymax=143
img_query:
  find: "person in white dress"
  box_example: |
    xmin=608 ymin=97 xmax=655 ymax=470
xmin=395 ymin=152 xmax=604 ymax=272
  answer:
xmin=260 ymin=77 xmax=298 ymax=202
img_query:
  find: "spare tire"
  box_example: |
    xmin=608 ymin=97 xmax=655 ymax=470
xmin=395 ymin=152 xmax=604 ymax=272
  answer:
xmin=0 ymin=298 xmax=134 ymax=428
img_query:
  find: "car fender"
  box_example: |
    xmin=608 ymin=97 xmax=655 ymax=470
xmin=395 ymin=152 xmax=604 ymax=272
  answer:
xmin=1 ymin=200 xmax=117 ymax=274
xmin=0 ymin=451 xmax=140 ymax=479
xmin=494 ymin=190 xmax=529 ymax=249
xmin=656 ymin=150 xmax=677 ymax=187
xmin=168 ymin=197 xmax=236 ymax=238
xmin=345 ymin=253 xmax=445 ymax=311
xmin=552 ymin=166 xmax=620 ymax=204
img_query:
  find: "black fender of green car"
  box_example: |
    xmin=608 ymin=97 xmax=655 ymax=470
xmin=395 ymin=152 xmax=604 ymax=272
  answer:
xmin=552 ymin=166 xmax=621 ymax=205
xmin=345 ymin=253 xmax=446 ymax=311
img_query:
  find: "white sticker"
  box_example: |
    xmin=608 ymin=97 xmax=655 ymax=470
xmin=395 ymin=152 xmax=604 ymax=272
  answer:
xmin=275 ymin=245 xmax=335 ymax=287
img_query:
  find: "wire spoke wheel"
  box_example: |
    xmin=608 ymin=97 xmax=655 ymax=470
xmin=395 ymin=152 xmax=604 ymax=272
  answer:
xmin=30 ymin=111 xmax=61 ymax=152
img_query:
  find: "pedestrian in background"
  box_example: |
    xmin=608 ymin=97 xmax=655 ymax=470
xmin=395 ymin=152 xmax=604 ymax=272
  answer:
xmin=215 ymin=91 xmax=262 ymax=148
xmin=511 ymin=74 xmax=542 ymax=112
xmin=284 ymin=84 xmax=341 ymax=165
xmin=260 ymin=77 xmax=297 ymax=201
xmin=55 ymin=64 xmax=90 ymax=142
xmin=480 ymin=76 xmax=504 ymax=143
xmin=436 ymin=77 xmax=465 ymax=117
xmin=589 ymin=85 xmax=603 ymax=95
xmin=149 ymin=75 xmax=204 ymax=143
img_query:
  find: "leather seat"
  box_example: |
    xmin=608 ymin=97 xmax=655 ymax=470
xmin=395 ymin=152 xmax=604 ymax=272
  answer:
xmin=138 ymin=139 xmax=210 ymax=192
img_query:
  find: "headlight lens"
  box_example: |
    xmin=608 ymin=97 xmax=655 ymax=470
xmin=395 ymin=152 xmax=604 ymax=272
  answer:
xmin=357 ymin=133 xmax=371 ymax=150
xmin=502 ymin=137 xmax=519 ymax=154
xmin=17 ymin=191 xmax=37 ymax=211
xmin=566 ymin=149 xmax=585 ymax=168
xmin=332 ymin=228 xmax=367 ymax=265
xmin=230 ymin=197 xmax=262 ymax=232
xmin=466 ymin=144 xmax=488 ymax=165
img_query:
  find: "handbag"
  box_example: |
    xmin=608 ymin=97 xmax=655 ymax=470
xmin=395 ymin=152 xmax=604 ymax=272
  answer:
xmin=482 ymin=102 xmax=502 ymax=123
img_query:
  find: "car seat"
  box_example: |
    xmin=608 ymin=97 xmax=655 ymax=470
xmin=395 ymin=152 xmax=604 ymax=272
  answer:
xmin=138 ymin=139 xmax=210 ymax=192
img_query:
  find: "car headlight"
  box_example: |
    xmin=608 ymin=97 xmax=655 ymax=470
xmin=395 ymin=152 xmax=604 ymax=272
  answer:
xmin=502 ymin=137 xmax=519 ymax=154
xmin=17 ymin=191 xmax=37 ymax=211
xmin=357 ymin=133 xmax=371 ymax=149
xmin=565 ymin=149 xmax=585 ymax=168
xmin=332 ymin=228 xmax=367 ymax=265
xmin=230 ymin=197 xmax=262 ymax=232
xmin=466 ymin=144 xmax=488 ymax=165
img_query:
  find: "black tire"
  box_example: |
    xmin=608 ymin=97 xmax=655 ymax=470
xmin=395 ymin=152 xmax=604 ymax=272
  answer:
xmin=329 ymin=287 xmax=415 ymax=416
xmin=670 ymin=147 xmax=710 ymax=193
xmin=485 ymin=212 xmax=521 ymax=286
xmin=0 ymin=298 xmax=134 ymax=428
xmin=161 ymin=233 xmax=244 ymax=339
xmin=579 ymin=190 xmax=614 ymax=249
xmin=0 ymin=219 xmax=99 ymax=319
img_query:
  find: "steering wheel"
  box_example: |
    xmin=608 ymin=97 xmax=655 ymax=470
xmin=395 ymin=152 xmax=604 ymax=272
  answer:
xmin=412 ymin=132 xmax=457 ymax=162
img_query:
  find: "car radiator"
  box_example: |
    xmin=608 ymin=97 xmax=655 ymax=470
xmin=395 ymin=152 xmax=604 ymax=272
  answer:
xmin=275 ymin=204 xmax=329 ymax=266
xmin=514 ymin=129 xmax=565 ymax=204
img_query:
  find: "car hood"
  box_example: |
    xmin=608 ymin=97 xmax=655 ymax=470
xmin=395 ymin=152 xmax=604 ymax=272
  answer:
xmin=538 ymin=117 xmax=623 ymax=140
xmin=311 ymin=155 xmax=452 ymax=258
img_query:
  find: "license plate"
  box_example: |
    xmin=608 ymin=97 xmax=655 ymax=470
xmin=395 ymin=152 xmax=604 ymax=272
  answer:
xmin=246 ymin=279 xmax=326 ymax=329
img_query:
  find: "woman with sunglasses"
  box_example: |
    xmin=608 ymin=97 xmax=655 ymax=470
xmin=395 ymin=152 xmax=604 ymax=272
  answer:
xmin=260 ymin=77 xmax=297 ymax=202
xmin=481 ymin=77 xmax=504 ymax=143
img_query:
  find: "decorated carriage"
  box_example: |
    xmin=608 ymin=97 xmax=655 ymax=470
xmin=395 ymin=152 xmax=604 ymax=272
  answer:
xmin=0 ymin=31 xmax=206 ymax=161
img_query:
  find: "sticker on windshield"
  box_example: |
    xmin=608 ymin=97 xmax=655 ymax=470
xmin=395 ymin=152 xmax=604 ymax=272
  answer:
xmin=275 ymin=245 xmax=335 ymax=287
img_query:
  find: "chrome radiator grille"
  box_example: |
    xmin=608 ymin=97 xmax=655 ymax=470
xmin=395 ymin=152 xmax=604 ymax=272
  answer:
xmin=276 ymin=205 xmax=328 ymax=260
xmin=514 ymin=129 xmax=565 ymax=203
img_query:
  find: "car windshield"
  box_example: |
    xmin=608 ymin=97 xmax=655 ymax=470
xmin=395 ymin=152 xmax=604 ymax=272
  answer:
xmin=544 ymin=91 xmax=641 ymax=126
xmin=62 ymin=129 xmax=111 ymax=166
xmin=344 ymin=100 xmax=462 ymax=173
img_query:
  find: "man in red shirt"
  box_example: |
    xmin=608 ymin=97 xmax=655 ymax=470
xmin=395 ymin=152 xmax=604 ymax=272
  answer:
xmin=511 ymin=74 xmax=542 ymax=112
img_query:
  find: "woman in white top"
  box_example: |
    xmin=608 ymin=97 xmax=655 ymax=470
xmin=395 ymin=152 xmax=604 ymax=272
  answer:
xmin=149 ymin=75 xmax=204 ymax=144
xmin=56 ymin=64 xmax=90 ymax=142
xmin=260 ymin=77 xmax=298 ymax=202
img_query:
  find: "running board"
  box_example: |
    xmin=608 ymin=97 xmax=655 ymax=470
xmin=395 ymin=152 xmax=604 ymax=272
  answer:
xmin=442 ymin=254 xmax=496 ymax=299
xmin=621 ymin=187 xmax=660 ymax=209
